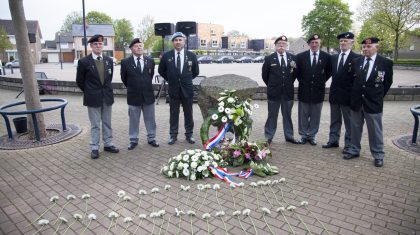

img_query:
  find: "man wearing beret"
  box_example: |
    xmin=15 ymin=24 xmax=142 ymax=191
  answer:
xmin=262 ymin=35 xmax=300 ymax=146
xmin=323 ymin=32 xmax=360 ymax=152
xmin=158 ymin=32 xmax=199 ymax=145
xmin=76 ymin=34 xmax=119 ymax=159
xmin=121 ymin=38 xmax=159 ymax=150
xmin=296 ymin=34 xmax=332 ymax=145
xmin=344 ymin=37 xmax=393 ymax=167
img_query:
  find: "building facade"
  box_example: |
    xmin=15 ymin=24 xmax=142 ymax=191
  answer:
xmin=72 ymin=24 xmax=115 ymax=59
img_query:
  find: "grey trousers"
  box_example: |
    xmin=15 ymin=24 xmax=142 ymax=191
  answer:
xmin=348 ymin=108 xmax=384 ymax=160
xmin=298 ymin=101 xmax=323 ymax=140
xmin=264 ymin=99 xmax=294 ymax=141
xmin=328 ymin=103 xmax=351 ymax=149
xmin=87 ymin=103 xmax=114 ymax=150
xmin=128 ymin=104 xmax=156 ymax=143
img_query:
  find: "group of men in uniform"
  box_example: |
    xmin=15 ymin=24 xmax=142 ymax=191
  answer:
xmin=76 ymin=31 xmax=393 ymax=168
xmin=262 ymin=32 xmax=393 ymax=167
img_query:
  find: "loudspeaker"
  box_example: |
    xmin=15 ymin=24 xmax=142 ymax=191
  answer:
xmin=176 ymin=21 xmax=197 ymax=36
xmin=154 ymin=23 xmax=175 ymax=37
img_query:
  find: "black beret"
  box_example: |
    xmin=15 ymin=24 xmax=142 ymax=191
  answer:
xmin=129 ymin=38 xmax=142 ymax=48
xmin=274 ymin=35 xmax=288 ymax=44
xmin=307 ymin=34 xmax=321 ymax=43
xmin=337 ymin=32 xmax=354 ymax=39
xmin=88 ymin=34 xmax=104 ymax=44
xmin=361 ymin=37 xmax=380 ymax=44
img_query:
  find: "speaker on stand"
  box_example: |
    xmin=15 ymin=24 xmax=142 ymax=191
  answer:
xmin=176 ymin=21 xmax=197 ymax=50
xmin=154 ymin=23 xmax=175 ymax=55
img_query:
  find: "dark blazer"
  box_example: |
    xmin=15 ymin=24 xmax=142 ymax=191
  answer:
xmin=76 ymin=54 xmax=114 ymax=107
xmin=329 ymin=51 xmax=361 ymax=105
xmin=158 ymin=49 xmax=199 ymax=98
xmin=262 ymin=52 xmax=297 ymax=101
xmin=121 ymin=55 xmax=155 ymax=106
xmin=350 ymin=55 xmax=393 ymax=114
xmin=296 ymin=50 xmax=332 ymax=103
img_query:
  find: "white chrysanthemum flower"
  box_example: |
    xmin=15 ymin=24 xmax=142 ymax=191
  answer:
xmin=229 ymin=183 xmax=236 ymax=188
xmin=181 ymin=185 xmax=190 ymax=191
xmin=123 ymin=217 xmax=133 ymax=223
xmin=138 ymin=189 xmax=147 ymax=195
xmin=183 ymin=168 xmax=190 ymax=176
xmin=215 ymin=211 xmax=225 ymax=217
xmin=202 ymin=213 xmax=211 ymax=219
xmin=213 ymin=184 xmax=220 ymax=190
xmin=158 ymin=210 xmax=166 ymax=216
xmin=66 ymin=195 xmax=76 ymax=200
xmin=81 ymin=194 xmax=91 ymax=199
xmin=151 ymin=188 xmax=159 ymax=193
xmin=150 ymin=212 xmax=158 ymax=218
xmin=232 ymin=210 xmax=241 ymax=216
xmin=276 ymin=207 xmax=285 ymax=212
xmin=205 ymin=184 xmax=212 ymax=189
xmin=242 ymin=209 xmax=251 ymax=216
xmin=123 ymin=196 xmax=131 ymax=201
xmin=88 ymin=213 xmax=97 ymax=220
xmin=225 ymin=108 xmax=231 ymax=114
xmin=218 ymin=101 xmax=225 ymax=107
xmin=187 ymin=210 xmax=196 ymax=216
xmin=183 ymin=163 xmax=189 ymax=169
xmin=238 ymin=182 xmax=245 ymax=187
xmin=164 ymin=185 xmax=171 ymax=190
xmin=218 ymin=106 xmax=224 ymax=112
xmin=58 ymin=217 xmax=68 ymax=223
xmin=191 ymin=155 xmax=199 ymax=162
xmin=163 ymin=166 xmax=169 ymax=172
xmin=257 ymin=180 xmax=265 ymax=186
xmin=186 ymin=149 xmax=195 ymax=155
xmin=197 ymin=166 xmax=203 ymax=172
xmin=211 ymin=114 xmax=218 ymax=120
xmin=254 ymin=104 xmax=259 ymax=109
xmin=261 ymin=207 xmax=271 ymax=214
xmin=227 ymin=97 xmax=235 ymax=103
xmin=221 ymin=116 xmax=228 ymax=123
xmin=286 ymin=205 xmax=296 ymax=211
xmin=74 ymin=213 xmax=83 ymax=220
xmin=190 ymin=162 xmax=198 ymax=169
xmin=108 ymin=212 xmax=119 ymax=218
xmin=117 ymin=190 xmax=126 ymax=198
xmin=279 ymin=177 xmax=286 ymax=183
xmin=250 ymin=182 xmax=258 ymax=187
xmin=37 ymin=219 xmax=49 ymax=226
xmin=167 ymin=171 xmax=173 ymax=177
xmin=190 ymin=174 xmax=196 ymax=181
xmin=138 ymin=214 xmax=147 ymax=219
xmin=50 ymin=195 xmax=59 ymax=202
xmin=183 ymin=154 xmax=189 ymax=161
xmin=176 ymin=155 xmax=182 ymax=161
xmin=228 ymin=114 xmax=234 ymax=120
xmin=300 ymin=201 xmax=309 ymax=206
xmin=272 ymin=180 xmax=279 ymax=185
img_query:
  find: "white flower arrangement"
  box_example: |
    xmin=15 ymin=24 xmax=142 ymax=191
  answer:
xmin=162 ymin=149 xmax=225 ymax=180
xmin=50 ymin=196 xmax=59 ymax=202
xmin=138 ymin=189 xmax=147 ymax=195
xmin=117 ymin=190 xmax=126 ymax=198
xmin=138 ymin=214 xmax=147 ymax=219
xmin=74 ymin=213 xmax=83 ymax=220
xmin=108 ymin=211 xmax=119 ymax=218
xmin=276 ymin=207 xmax=285 ymax=212
xmin=286 ymin=205 xmax=296 ymax=211
xmin=202 ymin=213 xmax=211 ymax=219
xmin=213 ymin=184 xmax=220 ymax=190
xmin=81 ymin=194 xmax=90 ymax=199
xmin=180 ymin=185 xmax=190 ymax=191
xmin=88 ymin=213 xmax=97 ymax=220
xmin=261 ymin=207 xmax=271 ymax=214
xmin=37 ymin=219 xmax=49 ymax=225
xmin=175 ymin=208 xmax=185 ymax=217
xmin=187 ymin=210 xmax=196 ymax=216
xmin=300 ymin=201 xmax=309 ymax=206
xmin=164 ymin=185 xmax=171 ymax=190
xmin=59 ymin=217 xmax=68 ymax=223
xmin=123 ymin=217 xmax=133 ymax=223
xmin=215 ymin=211 xmax=225 ymax=217
xmin=123 ymin=196 xmax=131 ymax=201
xmin=279 ymin=177 xmax=286 ymax=183
xmin=151 ymin=188 xmax=159 ymax=193
xmin=232 ymin=210 xmax=241 ymax=216
xmin=242 ymin=209 xmax=251 ymax=216
xmin=66 ymin=195 xmax=76 ymax=200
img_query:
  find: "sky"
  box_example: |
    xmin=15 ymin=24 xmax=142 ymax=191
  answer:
xmin=1 ymin=0 xmax=362 ymax=41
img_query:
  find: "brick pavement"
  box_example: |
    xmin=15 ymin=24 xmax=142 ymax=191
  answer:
xmin=0 ymin=88 xmax=419 ymax=234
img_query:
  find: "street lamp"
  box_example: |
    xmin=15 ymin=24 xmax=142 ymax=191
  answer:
xmin=58 ymin=32 xmax=63 ymax=70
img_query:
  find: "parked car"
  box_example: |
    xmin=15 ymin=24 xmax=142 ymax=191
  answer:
xmin=197 ymin=56 xmax=213 ymax=64
xmin=252 ymin=56 xmax=265 ymax=63
xmin=235 ymin=56 xmax=253 ymax=63
xmin=6 ymin=59 xmax=19 ymax=68
xmin=214 ymin=56 xmax=234 ymax=64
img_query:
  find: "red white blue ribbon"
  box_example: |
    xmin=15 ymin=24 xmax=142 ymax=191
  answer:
xmin=204 ymin=122 xmax=232 ymax=150
xmin=208 ymin=166 xmax=253 ymax=186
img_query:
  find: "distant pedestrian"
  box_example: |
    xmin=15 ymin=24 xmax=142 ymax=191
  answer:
xmin=262 ymin=35 xmax=300 ymax=146
xmin=343 ymin=37 xmax=393 ymax=167
xmin=158 ymin=32 xmax=199 ymax=145
xmin=76 ymin=34 xmax=119 ymax=159
xmin=296 ymin=34 xmax=332 ymax=145
xmin=121 ymin=38 xmax=159 ymax=150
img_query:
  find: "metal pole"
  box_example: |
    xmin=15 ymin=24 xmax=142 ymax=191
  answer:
xmin=59 ymin=32 xmax=63 ymax=69
xmin=82 ymin=0 xmax=87 ymax=57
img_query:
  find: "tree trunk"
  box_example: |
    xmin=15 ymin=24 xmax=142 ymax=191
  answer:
xmin=9 ymin=0 xmax=46 ymax=139
xmin=393 ymin=30 xmax=399 ymax=62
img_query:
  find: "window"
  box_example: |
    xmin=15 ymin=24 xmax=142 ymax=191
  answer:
xmin=103 ymin=38 xmax=108 ymax=46
xmin=212 ymin=40 xmax=218 ymax=47
xmin=210 ymin=29 xmax=216 ymax=36
xmin=410 ymin=44 xmax=415 ymax=51
xmin=240 ymin=41 xmax=246 ymax=48
xmin=60 ymin=43 xmax=69 ymax=49
xmin=231 ymin=43 xmax=236 ymax=48
xmin=8 ymin=35 xmax=16 ymax=45
xmin=200 ymin=39 xmax=207 ymax=47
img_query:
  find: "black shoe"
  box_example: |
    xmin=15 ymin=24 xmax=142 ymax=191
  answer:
xmin=148 ymin=140 xmax=160 ymax=147
xmin=343 ymin=153 xmax=360 ymax=160
xmin=374 ymin=159 xmax=384 ymax=167
xmin=168 ymin=138 xmax=177 ymax=145
xmin=186 ymin=137 xmax=195 ymax=144
xmin=104 ymin=146 xmax=119 ymax=153
xmin=342 ymin=149 xmax=350 ymax=154
xmin=91 ymin=150 xmax=99 ymax=159
xmin=322 ymin=142 xmax=339 ymax=148
xmin=299 ymin=138 xmax=307 ymax=144
xmin=308 ymin=139 xmax=317 ymax=145
xmin=286 ymin=138 xmax=300 ymax=144
xmin=128 ymin=142 xmax=138 ymax=150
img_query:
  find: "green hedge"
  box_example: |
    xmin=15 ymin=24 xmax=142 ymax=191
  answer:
xmin=394 ymin=59 xmax=420 ymax=66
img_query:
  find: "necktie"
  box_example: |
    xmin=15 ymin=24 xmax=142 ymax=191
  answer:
xmin=137 ymin=57 xmax=141 ymax=71
xmin=312 ymin=52 xmax=317 ymax=67
xmin=338 ymin=53 xmax=345 ymax=72
xmin=280 ymin=54 xmax=286 ymax=68
xmin=363 ymin=57 xmax=371 ymax=81
xmin=177 ymin=52 xmax=181 ymax=73
xmin=97 ymin=56 xmax=102 ymax=61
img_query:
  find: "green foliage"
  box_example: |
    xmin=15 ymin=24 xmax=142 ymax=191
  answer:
xmin=395 ymin=59 xmax=420 ymax=66
xmin=137 ymin=15 xmax=160 ymax=51
xmin=60 ymin=11 xmax=82 ymax=32
xmin=151 ymin=37 xmax=173 ymax=53
xmin=86 ymin=11 xmax=113 ymax=24
xmin=114 ymin=18 xmax=134 ymax=49
xmin=357 ymin=16 xmax=395 ymax=55
xmin=61 ymin=11 xmax=113 ymax=33
xmin=0 ymin=26 xmax=12 ymax=54
xmin=302 ymin=0 xmax=353 ymax=52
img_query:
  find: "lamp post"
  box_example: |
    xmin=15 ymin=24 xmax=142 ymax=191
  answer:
xmin=82 ymin=0 xmax=87 ymax=57
xmin=58 ymin=32 xmax=63 ymax=70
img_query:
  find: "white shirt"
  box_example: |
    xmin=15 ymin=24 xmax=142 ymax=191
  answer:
xmin=337 ymin=50 xmax=350 ymax=71
xmin=363 ymin=53 xmax=377 ymax=81
xmin=174 ymin=49 xmax=184 ymax=71
xmin=133 ymin=55 xmax=144 ymax=72
xmin=92 ymin=53 xmax=103 ymax=61
xmin=310 ymin=50 xmax=320 ymax=66
xmin=277 ymin=52 xmax=288 ymax=66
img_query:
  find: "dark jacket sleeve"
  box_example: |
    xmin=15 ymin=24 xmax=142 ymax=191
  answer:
xmin=76 ymin=59 xmax=85 ymax=92
xmin=191 ymin=52 xmax=199 ymax=78
xmin=120 ymin=59 xmax=128 ymax=87
xmin=261 ymin=55 xmax=270 ymax=85
xmin=158 ymin=54 xmax=168 ymax=81
xmin=150 ymin=58 xmax=156 ymax=78
xmin=383 ymin=59 xmax=393 ymax=96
